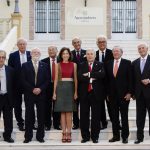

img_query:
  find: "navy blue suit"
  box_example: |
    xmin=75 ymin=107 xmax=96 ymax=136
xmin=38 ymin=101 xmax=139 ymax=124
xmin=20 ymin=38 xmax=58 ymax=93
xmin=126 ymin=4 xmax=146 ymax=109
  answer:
xmin=21 ymin=61 xmax=50 ymax=140
xmin=8 ymin=50 xmax=31 ymax=127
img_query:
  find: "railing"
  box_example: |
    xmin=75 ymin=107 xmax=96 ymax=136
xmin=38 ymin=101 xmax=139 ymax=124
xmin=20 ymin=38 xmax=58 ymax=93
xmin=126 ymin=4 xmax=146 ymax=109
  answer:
xmin=0 ymin=26 xmax=17 ymax=59
xmin=0 ymin=18 xmax=11 ymax=42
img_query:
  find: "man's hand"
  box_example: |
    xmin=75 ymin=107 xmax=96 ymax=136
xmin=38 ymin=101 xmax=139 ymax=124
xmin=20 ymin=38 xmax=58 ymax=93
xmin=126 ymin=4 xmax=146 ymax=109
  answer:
xmin=33 ymin=88 xmax=41 ymax=95
xmin=141 ymin=79 xmax=150 ymax=85
xmin=124 ymin=93 xmax=131 ymax=101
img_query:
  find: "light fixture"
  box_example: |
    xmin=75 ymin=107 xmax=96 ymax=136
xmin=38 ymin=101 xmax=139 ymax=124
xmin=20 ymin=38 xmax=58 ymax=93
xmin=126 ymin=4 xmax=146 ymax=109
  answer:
xmin=7 ymin=0 xmax=10 ymax=6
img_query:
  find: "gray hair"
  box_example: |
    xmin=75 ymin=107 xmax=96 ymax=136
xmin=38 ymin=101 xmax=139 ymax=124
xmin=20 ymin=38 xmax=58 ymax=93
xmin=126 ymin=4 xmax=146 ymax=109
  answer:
xmin=137 ymin=42 xmax=149 ymax=49
xmin=0 ymin=50 xmax=6 ymax=56
xmin=17 ymin=38 xmax=27 ymax=45
xmin=86 ymin=48 xmax=96 ymax=55
xmin=96 ymin=35 xmax=107 ymax=44
xmin=112 ymin=46 xmax=123 ymax=53
xmin=48 ymin=46 xmax=58 ymax=51
xmin=72 ymin=36 xmax=82 ymax=44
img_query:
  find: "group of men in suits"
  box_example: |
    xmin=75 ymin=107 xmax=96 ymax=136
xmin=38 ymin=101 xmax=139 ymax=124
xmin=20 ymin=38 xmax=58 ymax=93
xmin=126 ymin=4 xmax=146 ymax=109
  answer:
xmin=1 ymin=36 xmax=150 ymax=144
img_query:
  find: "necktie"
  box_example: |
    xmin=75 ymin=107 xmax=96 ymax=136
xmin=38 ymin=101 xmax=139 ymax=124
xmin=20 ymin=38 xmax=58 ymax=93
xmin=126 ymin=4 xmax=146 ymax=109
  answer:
xmin=88 ymin=63 xmax=92 ymax=92
xmin=140 ymin=59 xmax=146 ymax=73
xmin=102 ymin=52 xmax=105 ymax=62
xmin=76 ymin=51 xmax=80 ymax=61
xmin=52 ymin=59 xmax=55 ymax=81
xmin=33 ymin=61 xmax=38 ymax=84
xmin=113 ymin=60 xmax=118 ymax=77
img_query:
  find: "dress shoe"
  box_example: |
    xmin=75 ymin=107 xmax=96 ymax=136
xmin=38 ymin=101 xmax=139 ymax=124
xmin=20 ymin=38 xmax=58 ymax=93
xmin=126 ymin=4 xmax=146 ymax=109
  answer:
xmin=23 ymin=139 xmax=31 ymax=143
xmin=134 ymin=139 xmax=143 ymax=144
xmin=54 ymin=126 xmax=61 ymax=130
xmin=122 ymin=138 xmax=128 ymax=144
xmin=72 ymin=125 xmax=79 ymax=130
xmin=37 ymin=139 xmax=45 ymax=143
xmin=18 ymin=126 xmax=25 ymax=131
xmin=81 ymin=139 xmax=90 ymax=143
xmin=4 ymin=138 xmax=14 ymax=143
xmin=109 ymin=137 xmax=120 ymax=142
xmin=45 ymin=126 xmax=51 ymax=131
xmin=92 ymin=139 xmax=98 ymax=143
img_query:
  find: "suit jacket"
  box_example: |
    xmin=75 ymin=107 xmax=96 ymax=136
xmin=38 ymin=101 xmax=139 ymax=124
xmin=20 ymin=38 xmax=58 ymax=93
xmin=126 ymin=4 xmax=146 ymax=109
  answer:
xmin=132 ymin=55 xmax=150 ymax=99
xmin=106 ymin=58 xmax=132 ymax=100
xmin=8 ymin=50 xmax=31 ymax=91
xmin=21 ymin=61 xmax=50 ymax=100
xmin=41 ymin=57 xmax=59 ymax=98
xmin=95 ymin=48 xmax=113 ymax=64
xmin=71 ymin=49 xmax=87 ymax=65
xmin=78 ymin=60 xmax=105 ymax=101
xmin=3 ymin=65 xmax=14 ymax=108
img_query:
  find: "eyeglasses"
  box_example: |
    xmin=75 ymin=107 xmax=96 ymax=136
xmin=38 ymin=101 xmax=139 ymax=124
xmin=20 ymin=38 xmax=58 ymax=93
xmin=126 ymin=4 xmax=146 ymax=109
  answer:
xmin=0 ymin=56 xmax=6 ymax=59
xmin=97 ymin=41 xmax=106 ymax=44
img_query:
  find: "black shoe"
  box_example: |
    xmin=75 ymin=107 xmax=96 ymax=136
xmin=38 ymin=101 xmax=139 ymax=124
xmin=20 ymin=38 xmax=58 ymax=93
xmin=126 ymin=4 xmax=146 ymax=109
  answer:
xmin=122 ymin=138 xmax=128 ymax=144
xmin=23 ymin=139 xmax=31 ymax=143
xmin=45 ymin=126 xmax=51 ymax=131
xmin=54 ymin=126 xmax=61 ymax=130
xmin=72 ymin=125 xmax=79 ymax=130
xmin=100 ymin=125 xmax=107 ymax=130
xmin=4 ymin=138 xmax=14 ymax=143
xmin=92 ymin=139 xmax=98 ymax=143
xmin=37 ymin=139 xmax=45 ymax=143
xmin=109 ymin=137 xmax=120 ymax=142
xmin=134 ymin=139 xmax=143 ymax=144
xmin=18 ymin=126 xmax=25 ymax=131
xmin=81 ymin=139 xmax=90 ymax=143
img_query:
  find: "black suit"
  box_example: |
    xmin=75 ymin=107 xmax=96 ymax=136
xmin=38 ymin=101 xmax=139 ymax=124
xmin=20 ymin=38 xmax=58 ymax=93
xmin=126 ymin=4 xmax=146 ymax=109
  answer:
xmin=106 ymin=58 xmax=132 ymax=139
xmin=41 ymin=57 xmax=60 ymax=129
xmin=0 ymin=65 xmax=14 ymax=140
xmin=21 ymin=61 xmax=50 ymax=140
xmin=78 ymin=60 xmax=105 ymax=140
xmin=132 ymin=55 xmax=150 ymax=140
xmin=71 ymin=49 xmax=87 ymax=128
xmin=95 ymin=49 xmax=113 ymax=128
xmin=8 ymin=50 xmax=31 ymax=127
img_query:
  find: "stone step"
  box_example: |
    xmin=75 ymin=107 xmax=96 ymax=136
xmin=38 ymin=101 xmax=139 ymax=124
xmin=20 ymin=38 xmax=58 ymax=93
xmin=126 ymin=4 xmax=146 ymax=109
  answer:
xmin=0 ymin=127 xmax=149 ymax=141
xmin=0 ymin=117 xmax=148 ymax=129
xmin=0 ymin=140 xmax=150 ymax=150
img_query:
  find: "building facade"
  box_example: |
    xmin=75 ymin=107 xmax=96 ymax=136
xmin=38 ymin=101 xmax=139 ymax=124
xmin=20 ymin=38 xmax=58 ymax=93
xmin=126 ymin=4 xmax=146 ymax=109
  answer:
xmin=0 ymin=0 xmax=150 ymax=41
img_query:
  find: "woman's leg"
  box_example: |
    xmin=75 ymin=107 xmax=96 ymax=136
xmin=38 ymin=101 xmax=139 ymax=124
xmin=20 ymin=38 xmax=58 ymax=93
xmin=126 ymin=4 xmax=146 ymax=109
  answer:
xmin=61 ymin=112 xmax=67 ymax=142
xmin=66 ymin=112 xmax=72 ymax=142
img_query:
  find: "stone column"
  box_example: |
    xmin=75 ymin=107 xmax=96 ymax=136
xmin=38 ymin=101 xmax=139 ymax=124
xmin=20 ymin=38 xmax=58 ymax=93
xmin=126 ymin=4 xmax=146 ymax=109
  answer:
xmin=11 ymin=0 xmax=22 ymax=38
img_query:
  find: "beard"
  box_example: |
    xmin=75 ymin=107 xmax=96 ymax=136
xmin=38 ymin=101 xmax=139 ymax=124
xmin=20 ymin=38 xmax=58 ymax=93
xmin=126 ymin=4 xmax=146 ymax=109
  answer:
xmin=32 ymin=56 xmax=40 ymax=62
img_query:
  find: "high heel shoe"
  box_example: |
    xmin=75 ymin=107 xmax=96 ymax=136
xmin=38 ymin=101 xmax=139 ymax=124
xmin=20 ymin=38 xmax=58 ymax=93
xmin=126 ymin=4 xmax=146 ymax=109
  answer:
xmin=66 ymin=132 xmax=72 ymax=143
xmin=62 ymin=132 xmax=67 ymax=143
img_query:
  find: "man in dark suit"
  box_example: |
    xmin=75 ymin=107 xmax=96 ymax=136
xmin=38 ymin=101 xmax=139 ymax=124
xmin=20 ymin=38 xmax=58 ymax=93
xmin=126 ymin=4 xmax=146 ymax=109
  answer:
xmin=132 ymin=43 xmax=150 ymax=144
xmin=8 ymin=38 xmax=31 ymax=131
xmin=0 ymin=50 xmax=14 ymax=143
xmin=78 ymin=49 xmax=105 ymax=143
xmin=71 ymin=37 xmax=87 ymax=130
xmin=22 ymin=48 xmax=50 ymax=143
xmin=106 ymin=46 xmax=132 ymax=144
xmin=41 ymin=46 xmax=61 ymax=130
xmin=95 ymin=35 xmax=113 ymax=129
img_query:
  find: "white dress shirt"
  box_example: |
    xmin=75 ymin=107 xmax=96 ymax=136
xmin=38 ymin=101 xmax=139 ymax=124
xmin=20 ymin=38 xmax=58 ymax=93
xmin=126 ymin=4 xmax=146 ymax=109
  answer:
xmin=19 ymin=51 xmax=27 ymax=65
xmin=0 ymin=65 xmax=7 ymax=94
xmin=99 ymin=49 xmax=106 ymax=62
